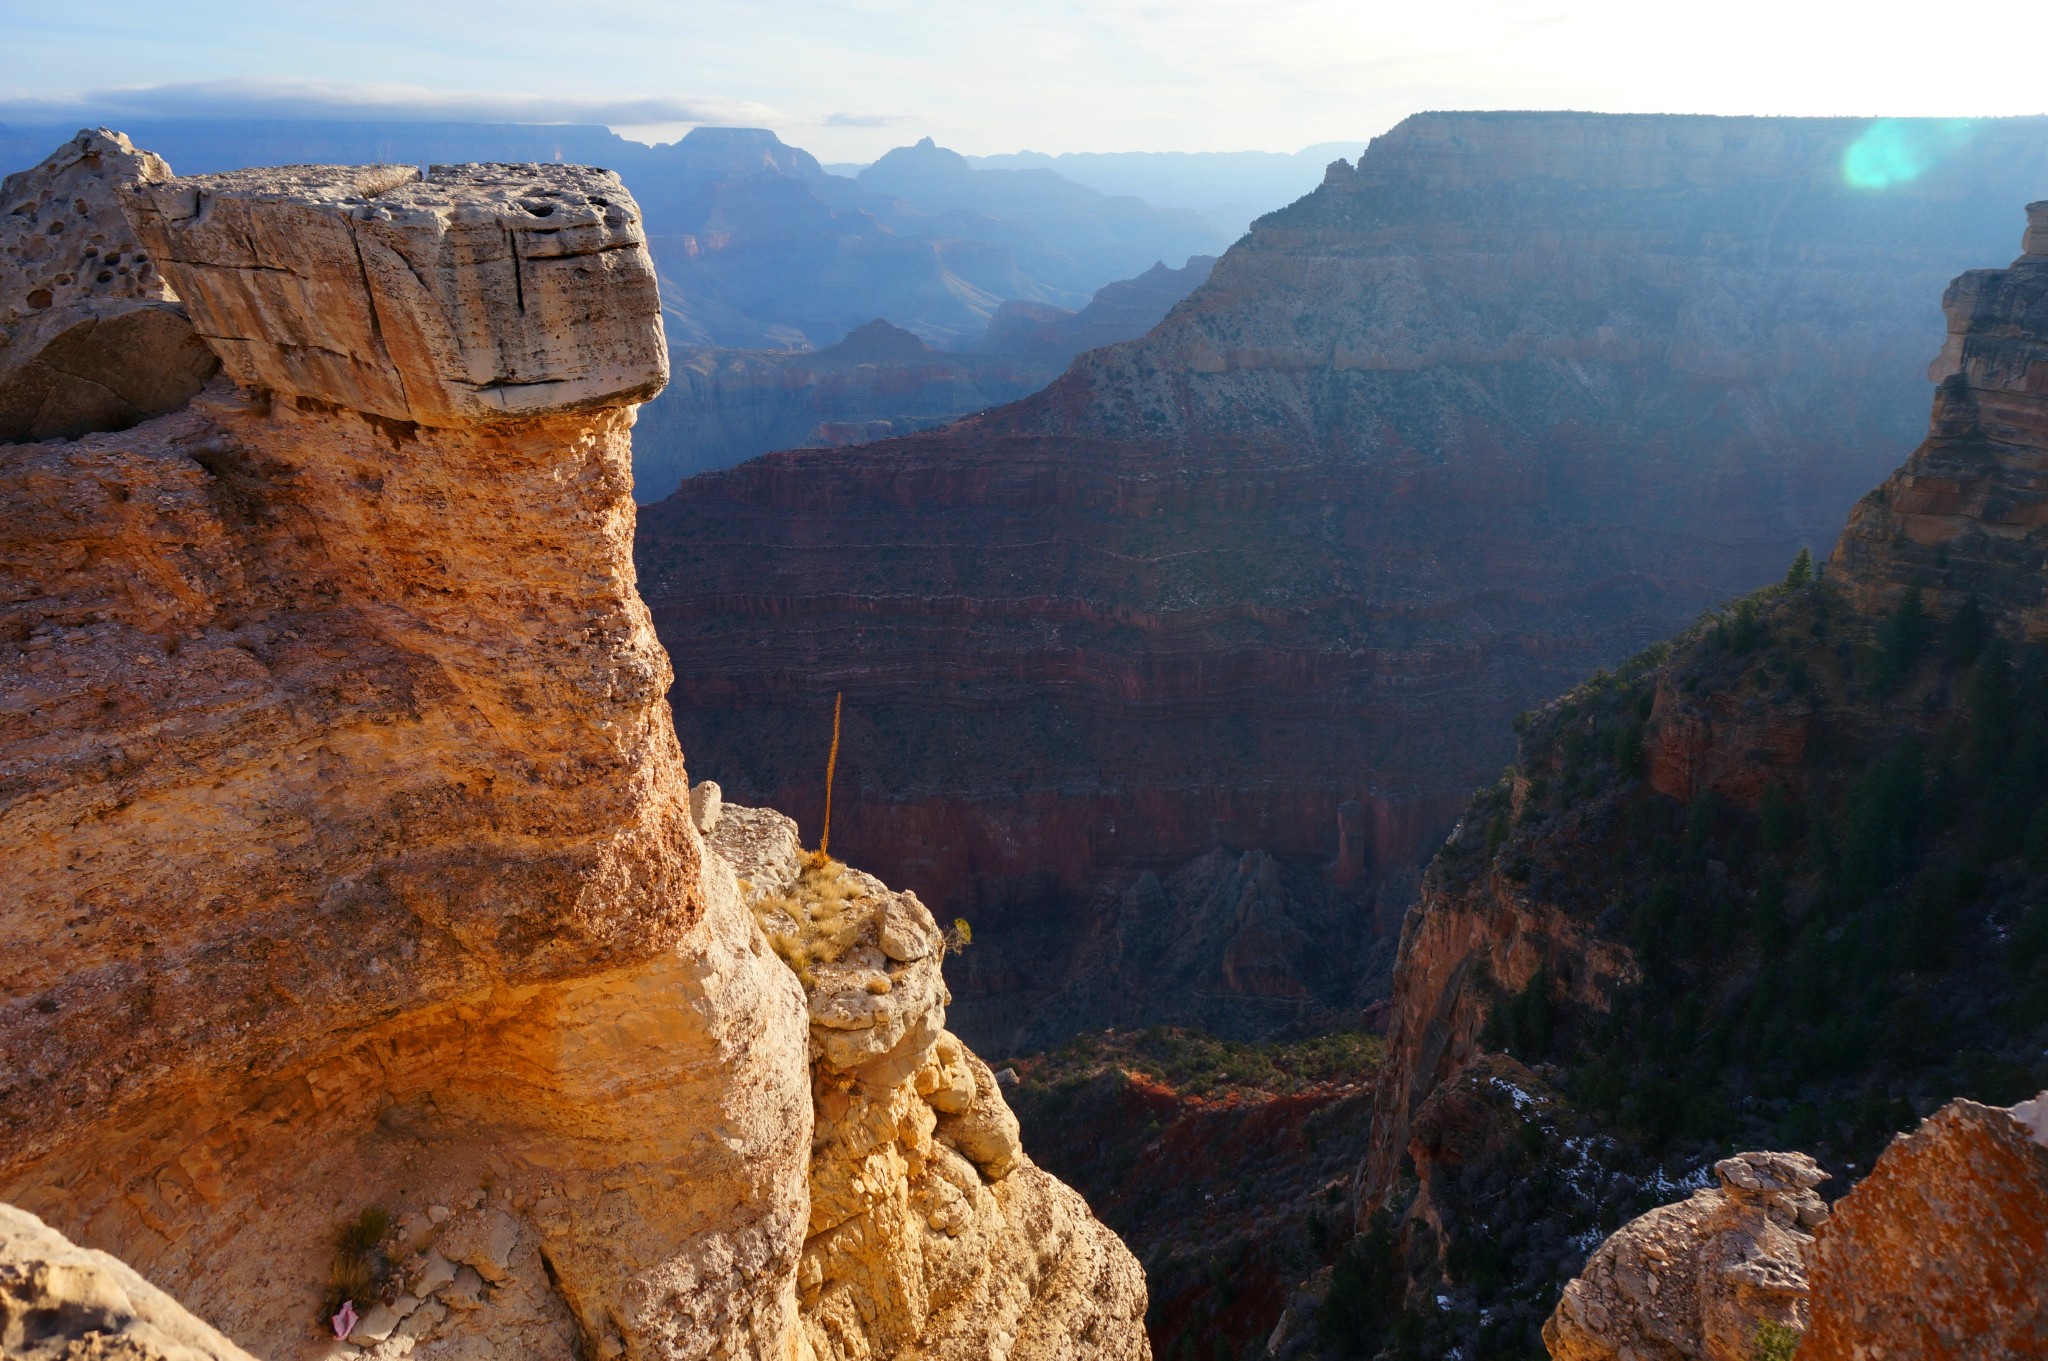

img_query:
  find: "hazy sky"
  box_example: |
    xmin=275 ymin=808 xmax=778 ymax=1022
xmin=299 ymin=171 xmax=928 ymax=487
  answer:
xmin=5 ymin=0 xmax=2044 ymax=161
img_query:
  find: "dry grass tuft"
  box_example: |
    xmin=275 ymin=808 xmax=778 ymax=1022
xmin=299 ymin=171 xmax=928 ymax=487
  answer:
xmin=320 ymin=1205 xmax=391 ymax=1324
xmin=751 ymin=855 xmax=877 ymax=986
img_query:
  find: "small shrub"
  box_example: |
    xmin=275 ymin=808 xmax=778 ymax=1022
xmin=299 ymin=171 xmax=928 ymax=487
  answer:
xmin=323 ymin=1206 xmax=391 ymax=1321
xmin=1752 ymin=1319 xmax=1801 ymax=1361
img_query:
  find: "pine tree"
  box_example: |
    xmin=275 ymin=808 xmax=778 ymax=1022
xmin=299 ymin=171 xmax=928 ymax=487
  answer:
xmin=1784 ymin=546 xmax=1815 ymax=588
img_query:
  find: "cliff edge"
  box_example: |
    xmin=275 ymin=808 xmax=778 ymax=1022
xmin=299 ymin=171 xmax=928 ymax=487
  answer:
xmin=0 ymin=149 xmax=1143 ymax=1361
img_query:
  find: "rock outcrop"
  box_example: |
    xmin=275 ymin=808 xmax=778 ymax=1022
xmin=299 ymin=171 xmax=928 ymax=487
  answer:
xmin=708 ymin=804 xmax=1149 ymax=1360
xmin=122 ymin=161 xmax=669 ymax=423
xmin=1544 ymin=1153 xmax=1828 ymax=1361
xmin=1 ymin=153 xmax=1142 ymax=1361
xmin=639 ymin=112 xmax=2048 ymax=1054
xmin=1546 ymin=1092 xmax=2048 ymax=1361
xmin=1801 ymin=1092 xmax=2048 ymax=1360
xmin=1835 ymin=199 xmax=2048 ymax=636
xmin=1 ymin=1201 xmax=260 ymax=1361
xmin=0 ymin=128 xmax=218 ymax=441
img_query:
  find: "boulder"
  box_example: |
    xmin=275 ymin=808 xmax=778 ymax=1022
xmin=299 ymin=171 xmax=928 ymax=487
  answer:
xmin=0 ymin=1201 xmax=258 ymax=1361
xmin=1544 ymin=1151 xmax=1828 ymax=1361
xmin=0 ymin=128 xmax=217 ymax=442
xmin=1801 ymin=1092 xmax=2048 ymax=1360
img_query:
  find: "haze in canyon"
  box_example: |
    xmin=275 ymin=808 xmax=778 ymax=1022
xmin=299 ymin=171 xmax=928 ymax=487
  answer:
xmin=5 ymin=4 xmax=2048 ymax=1360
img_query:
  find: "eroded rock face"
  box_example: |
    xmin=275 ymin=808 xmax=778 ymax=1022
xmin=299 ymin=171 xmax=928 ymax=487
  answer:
xmin=1835 ymin=200 xmax=2048 ymax=635
xmin=1801 ymin=1093 xmax=2048 ymax=1361
xmin=641 ymin=111 xmax=2048 ymax=1052
xmin=0 ymin=163 xmax=813 ymax=1361
xmin=0 ymin=1201 xmax=259 ymax=1361
xmin=708 ymin=805 xmax=1150 ymax=1360
xmin=2 ymin=155 xmax=1143 ymax=1361
xmin=122 ymin=162 xmax=668 ymax=424
xmin=1544 ymin=1153 xmax=1828 ymax=1361
xmin=0 ymin=128 xmax=219 ymax=442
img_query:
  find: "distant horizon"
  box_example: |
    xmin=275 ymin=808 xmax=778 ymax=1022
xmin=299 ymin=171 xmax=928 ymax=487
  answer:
xmin=0 ymin=111 xmax=1369 ymax=161
xmin=5 ymin=111 xmax=2046 ymax=169
xmin=7 ymin=0 xmax=2047 ymax=162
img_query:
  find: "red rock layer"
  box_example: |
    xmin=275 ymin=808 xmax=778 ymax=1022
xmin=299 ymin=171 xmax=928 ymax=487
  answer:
xmin=640 ymin=112 xmax=2048 ymax=1050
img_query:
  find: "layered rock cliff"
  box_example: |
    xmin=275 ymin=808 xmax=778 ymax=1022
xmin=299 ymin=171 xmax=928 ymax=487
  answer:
xmin=633 ymin=255 xmax=1216 ymax=500
xmin=639 ymin=112 xmax=2048 ymax=1053
xmin=0 ymin=149 xmax=1143 ymax=1361
xmin=1321 ymin=199 xmax=2048 ymax=1358
xmin=1834 ymin=199 xmax=2048 ymax=633
xmin=633 ymin=321 xmax=1052 ymax=498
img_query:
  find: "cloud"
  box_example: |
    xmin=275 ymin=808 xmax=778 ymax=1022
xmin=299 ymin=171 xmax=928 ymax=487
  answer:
xmin=0 ymin=78 xmax=781 ymax=128
xmin=818 ymin=112 xmax=913 ymax=128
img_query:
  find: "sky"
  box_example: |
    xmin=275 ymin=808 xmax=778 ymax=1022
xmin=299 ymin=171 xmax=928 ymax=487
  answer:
xmin=5 ymin=0 xmax=2046 ymax=162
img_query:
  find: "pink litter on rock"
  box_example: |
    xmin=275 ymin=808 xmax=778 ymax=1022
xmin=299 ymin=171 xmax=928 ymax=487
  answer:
xmin=332 ymin=1299 xmax=358 ymax=1340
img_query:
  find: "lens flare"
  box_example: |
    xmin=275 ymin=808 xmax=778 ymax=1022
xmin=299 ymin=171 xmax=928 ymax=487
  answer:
xmin=1843 ymin=118 xmax=1979 ymax=189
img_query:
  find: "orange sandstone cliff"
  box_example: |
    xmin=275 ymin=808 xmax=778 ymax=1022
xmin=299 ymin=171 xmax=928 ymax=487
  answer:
xmin=0 ymin=150 xmax=1145 ymax=1361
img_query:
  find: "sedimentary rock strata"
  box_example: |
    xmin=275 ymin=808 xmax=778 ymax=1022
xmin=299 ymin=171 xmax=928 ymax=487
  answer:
xmin=0 ymin=128 xmax=218 ymax=441
xmin=1 ymin=154 xmax=1142 ymax=1361
xmin=1835 ymin=199 xmax=2048 ymax=636
xmin=122 ymin=161 xmax=668 ymax=424
xmin=640 ymin=112 xmax=2048 ymax=1051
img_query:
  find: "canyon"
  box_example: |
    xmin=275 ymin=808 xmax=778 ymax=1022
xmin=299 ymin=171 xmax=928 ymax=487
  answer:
xmin=0 ymin=137 xmax=1143 ymax=1360
xmin=1308 ymin=197 xmax=2048 ymax=1358
xmin=634 ymin=254 xmax=1214 ymax=497
xmin=638 ymin=111 xmax=2048 ymax=1055
xmin=5 ymin=112 xmax=2048 ymax=1361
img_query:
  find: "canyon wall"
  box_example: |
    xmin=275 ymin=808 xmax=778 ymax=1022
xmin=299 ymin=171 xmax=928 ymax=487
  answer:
xmin=1331 ymin=199 xmax=2048 ymax=1357
xmin=0 ymin=150 xmax=1142 ymax=1361
xmin=1834 ymin=199 xmax=2048 ymax=634
xmin=634 ymin=256 xmax=1215 ymax=500
xmin=634 ymin=321 xmax=1053 ymax=498
xmin=638 ymin=112 xmax=2048 ymax=1053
